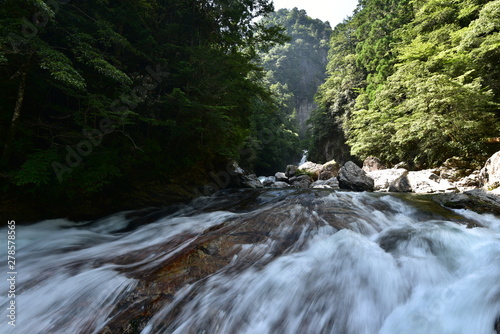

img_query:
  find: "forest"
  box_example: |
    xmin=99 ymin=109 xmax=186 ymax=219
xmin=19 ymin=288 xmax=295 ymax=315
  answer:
xmin=1 ymin=0 xmax=499 ymax=220
xmin=309 ymin=0 xmax=500 ymax=168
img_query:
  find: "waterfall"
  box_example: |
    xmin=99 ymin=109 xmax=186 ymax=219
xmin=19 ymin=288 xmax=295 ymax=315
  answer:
xmin=1 ymin=189 xmax=499 ymax=334
xmin=299 ymin=150 xmax=308 ymax=165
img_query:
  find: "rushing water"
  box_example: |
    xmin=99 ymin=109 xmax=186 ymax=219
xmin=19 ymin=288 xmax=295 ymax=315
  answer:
xmin=1 ymin=189 xmax=500 ymax=334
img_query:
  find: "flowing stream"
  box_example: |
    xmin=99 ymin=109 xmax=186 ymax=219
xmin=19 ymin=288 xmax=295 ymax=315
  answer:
xmin=1 ymin=189 xmax=500 ymax=334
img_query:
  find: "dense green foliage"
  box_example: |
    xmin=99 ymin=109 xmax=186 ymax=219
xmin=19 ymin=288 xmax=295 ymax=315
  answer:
xmin=310 ymin=0 xmax=500 ymax=167
xmin=258 ymin=8 xmax=332 ymax=136
xmin=0 ymin=0 xmax=288 ymax=207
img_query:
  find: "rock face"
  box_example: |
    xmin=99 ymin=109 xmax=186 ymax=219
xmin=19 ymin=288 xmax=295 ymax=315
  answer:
xmin=362 ymin=157 xmax=386 ymax=173
xmin=310 ymin=178 xmax=340 ymax=189
xmin=338 ymin=161 xmax=374 ymax=192
xmin=407 ymin=170 xmax=457 ymax=193
xmin=480 ymin=151 xmax=500 ymax=190
xmin=368 ymin=169 xmax=409 ymax=192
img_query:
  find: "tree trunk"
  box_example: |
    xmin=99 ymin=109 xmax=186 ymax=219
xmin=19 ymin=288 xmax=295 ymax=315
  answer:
xmin=2 ymin=68 xmax=27 ymax=163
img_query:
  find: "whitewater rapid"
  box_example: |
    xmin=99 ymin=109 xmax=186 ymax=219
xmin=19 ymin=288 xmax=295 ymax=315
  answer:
xmin=1 ymin=190 xmax=499 ymax=334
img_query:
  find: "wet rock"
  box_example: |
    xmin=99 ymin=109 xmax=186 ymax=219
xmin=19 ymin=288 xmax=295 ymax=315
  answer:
xmin=432 ymin=189 xmax=500 ymax=215
xmin=363 ymin=156 xmax=386 ymax=173
xmin=338 ymin=161 xmax=374 ymax=192
xmin=368 ymin=169 xmax=408 ymax=192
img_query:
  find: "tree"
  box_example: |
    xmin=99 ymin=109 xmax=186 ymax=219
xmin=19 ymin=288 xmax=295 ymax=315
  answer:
xmin=0 ymin=0 xmax=286 ymax=213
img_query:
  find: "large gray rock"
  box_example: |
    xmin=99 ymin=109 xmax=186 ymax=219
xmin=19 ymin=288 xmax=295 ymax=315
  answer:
xmin=479 ymin=151 xmax=500 ymax=190
xmin=368 ymin=169 xmax=408 ymax=192
xmin=310 ymin=177 xmax=340 ymax=189
xmin=338 ymin=161 xmax=375 ymax=192
xmin=363 ymin=156 xmax=386 ymax=173
xmin=407 ymin=170 xmax=457 ymax=193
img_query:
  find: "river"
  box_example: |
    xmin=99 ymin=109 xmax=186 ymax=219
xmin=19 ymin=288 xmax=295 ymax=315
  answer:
xmin=1 ymin=189 xmax=499 ymax=334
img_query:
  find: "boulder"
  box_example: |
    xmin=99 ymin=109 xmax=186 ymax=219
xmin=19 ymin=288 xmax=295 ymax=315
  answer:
xmin=298 ymin=161 xmax=323 ymax=179
xmin=290 ymin=175 xmax=313 ymax=188
xmin=479 ymin=151 xmax=500 ymax=190
xmin=338 ymin=161 xmax=375 ymax=192
xmin=407 ymin=170 xmax=457 ymax=193
xmin=367 ymin=169 xmax=408 ymax=192
xmin=362 ymin=156 xmax=386 ymax=173
xmin=310 ymin=177 xmax=340 ymax=189
xmin=285 ymin=165 xmax=299 ymax=178
xmin=275 ymin=172 xmax=289 ymax=183
xmin=319 ymin=160 xmax=340 ymax=180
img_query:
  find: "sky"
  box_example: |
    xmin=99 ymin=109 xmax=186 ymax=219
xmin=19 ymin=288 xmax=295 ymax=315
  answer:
xmin=271 ymin=0 xmax=359 ymax=27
